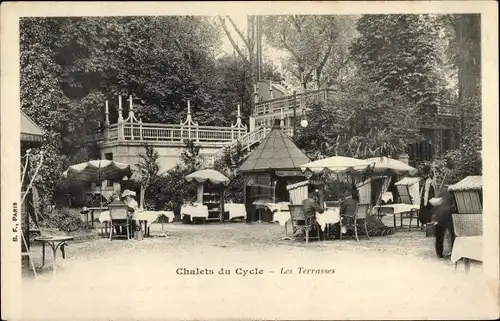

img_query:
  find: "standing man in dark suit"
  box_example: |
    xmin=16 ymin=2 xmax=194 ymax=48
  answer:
xmin=432 ymin=189 xmax=456 ymax=258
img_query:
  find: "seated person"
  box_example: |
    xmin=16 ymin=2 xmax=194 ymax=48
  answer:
xmin=118 ymin=189 xmax=140 ymax=235
xmin=339 ymin=189 xmax=360 ymax=236
xmin=301 ymin=189 xmax=325 ymax=240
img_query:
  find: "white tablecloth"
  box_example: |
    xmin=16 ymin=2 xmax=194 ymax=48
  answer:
xmin=373 ymin=203 xmax=419 ymax=214
xmin=266 ymin=202 xmax=290 ymax=213
xmin=99 ymin=210 xmax=174 ymax=227
xmin=181 ymin=204 xmax=209 ymax=219
xmin=451 ymin=236 xmax=483 ymax=264
xmin=316 ymin=208 xmax=341 ymax=231
xmin=273 ymin=211 xmax=291 ymax=226
xmin=224 ymin=203 xmax=247 ymax=220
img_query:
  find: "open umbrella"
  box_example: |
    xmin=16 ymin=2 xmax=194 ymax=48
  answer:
xmin=185 ymin=169 xmax=230 ymax=186
xmin=63 ymin=160 xmax=132 ymax=207
xmin=300 ymin=156 xmax=374 ymax=175
xmin=364 ymin=157 xmax=418 ymax=176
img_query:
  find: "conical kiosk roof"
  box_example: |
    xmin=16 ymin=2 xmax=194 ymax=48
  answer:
xmin=239 ymin=124 xmax=310 ymax=173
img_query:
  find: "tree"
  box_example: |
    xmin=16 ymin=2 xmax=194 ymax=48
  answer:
xmin=262 ymin=15 xmax=358 ymax=89
xmin=350 ymin=14 xmax=449 ymax=125
xmin=180 ymin=139 xmax=202 ymax=172
xmin=213 ymin=142 xmax=246 ymax=203
xmin=217 ymin=16 xmax=258 ymax=85
xmin=19 ymin=16 xmax=232 ymax=207
xmin=294 ymin=73 xmax=420 ymax=160
xmin=136 ymin=144 xmax=160 ymax=209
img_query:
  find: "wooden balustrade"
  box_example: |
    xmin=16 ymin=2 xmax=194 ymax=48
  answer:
xmin=254 ymin=87 xmax=459 ymax=117
xmin=254 ymin=88 xmax=334 ymax=116
xmin=97 ymin=122 xmax=247 ymax=144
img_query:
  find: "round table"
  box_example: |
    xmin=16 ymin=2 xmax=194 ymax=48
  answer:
xmin=34 ymin=236 xmax=74 ymax=275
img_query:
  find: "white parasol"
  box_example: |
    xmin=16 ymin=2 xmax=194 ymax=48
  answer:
xmin=364 ymin=157 xmax=418 ymax=176
xmin=300 ymin=156 xmax=374 ymax=175
xmin=185 ymin=169 xmax=230 ymax=186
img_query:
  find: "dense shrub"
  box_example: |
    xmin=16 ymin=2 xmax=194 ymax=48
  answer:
xmin=44 ymin=207 xmax=84 ymax=233
xmin=145 ymin=165 xmax=198 ymax=215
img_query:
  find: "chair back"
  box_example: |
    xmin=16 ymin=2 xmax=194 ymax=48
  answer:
xmin=289 ymin=204 xmax=306 ymax=221
xmin=109 ymin=207 xmax=129 ymax=220
xmin=325 ymin=201 xmax=340 ymax=208
xmin=451 ymin=190 xmax=482 ymax=214
xmin=397 ymin=185 xmax=413 ymax=204
xmin=355 ymin=204 xmax=370 ymax=219
xmin=452 ymin=214 xmax=482 ymax=237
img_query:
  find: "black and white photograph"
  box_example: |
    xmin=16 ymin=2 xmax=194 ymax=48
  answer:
xmin=1 ymin=1 xmax=498 ymax=320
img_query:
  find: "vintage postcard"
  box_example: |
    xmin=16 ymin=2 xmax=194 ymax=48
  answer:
xmin=1 ymin=1 xmax=499 ymax=320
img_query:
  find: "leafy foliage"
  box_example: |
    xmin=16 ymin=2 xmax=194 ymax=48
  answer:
xmin=350 ymin=15 xmax=450 ymax=124
xmin=20 ymin=17 xmax=247 ymax=207
xmin=180 ymin=139 xmax=202 ymax=172
xmin=262 ymin=15 xmax=358 ymax=89
xmin=294 ymin=74 xmax=420 ymax=160
xmin=42 ymin=207 xmax=84 ymax=233
xmin=213 ymin=142 xmax=246 ymax=203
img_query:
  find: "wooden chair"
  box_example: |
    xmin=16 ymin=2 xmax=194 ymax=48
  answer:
xmin=109 ymin=207 xmax=131 ymax=241
xmin=289 ymin=204 xmax=319 ymax=244
xmin=396 ymin=184 xmax=420 ymax=230
xmin=340 ymin=203 xmax=371 ymax=241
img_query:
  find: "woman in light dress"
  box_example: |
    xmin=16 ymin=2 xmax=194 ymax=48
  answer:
xmin=121 ymin=189 xmax=142 ymax=234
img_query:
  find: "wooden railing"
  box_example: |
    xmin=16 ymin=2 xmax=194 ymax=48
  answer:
xmin=96 ymin=122 xmax=247 ymax=144
xmin=254 ymin=88 xmax=335 ymax=116
xmin=254 ymin=87 xmax=459 ymax=117
xmin=201 ymin=125 xmax=294 ymax=168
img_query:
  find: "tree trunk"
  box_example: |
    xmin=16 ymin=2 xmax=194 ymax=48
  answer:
xmin=456 ymin=14 xmax=481 ymax=102
xmin=455 ymin=14 xmax=481 ymax=146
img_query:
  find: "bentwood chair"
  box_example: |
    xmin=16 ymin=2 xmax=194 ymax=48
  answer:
xmin=289 ymin=204 xmax=319 ymax=244
xmin=109 ymin=207 xmax=131 ymax=241
xmin=340 ymin=203 xmax=371 ymax=242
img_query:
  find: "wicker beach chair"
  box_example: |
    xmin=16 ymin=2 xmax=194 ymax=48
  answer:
xmin=289 ymin=204 xmax=319 ymax=244
xmin=452 ymin=214 xmax=483 ymax=237
xmin=451 ymin=214 xmax=483 ymax=271
xmin=448 ymin=176 xmax=482 ymax=214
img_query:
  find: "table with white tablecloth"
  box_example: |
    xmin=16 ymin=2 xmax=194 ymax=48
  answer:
xmin=99 ymin=210 xmax=174 ymax=226
xmin=99 ymin=210 xmax=174 ymax=237
xmin=273 ymin=211 xmax=291 ymax=226
xmin=373 ymin=203 xmax=420 ymax=229
xmin=451 ymin=236 xmax=483 ymax=272
xmin=316 ymin=208 xmax=340 ymax=232
xmin=181 ymin=204 xmax=209 ymax=221
xmin=266 ymin=202 xmax=290 ymax=213
xmin=224 ymin=203 xmax=247 ymax=220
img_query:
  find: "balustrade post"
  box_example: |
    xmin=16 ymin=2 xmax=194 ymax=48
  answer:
xmin=180 ymin=121 xmax=184 ymax=143
xmin=118 ymin=123 xmax=124 ymax=140
xmin=231 ymin=128 xmax=234 ymax=141
xmin=130 ymin=124 xmax=134 ymax=140
xmin=139 ymin=120 xmax=143 ymax=140
xmin=196 ymin=125 xmax=199 ymax=142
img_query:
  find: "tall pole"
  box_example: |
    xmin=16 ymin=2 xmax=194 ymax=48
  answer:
xmin=256 ymin=15 xmax=262 ymax=81
xmin=292 ymin=90 xmax=297 ymax=136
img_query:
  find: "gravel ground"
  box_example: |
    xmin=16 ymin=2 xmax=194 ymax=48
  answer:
xmin=20 ymin=222 xmax=498 ymax=320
